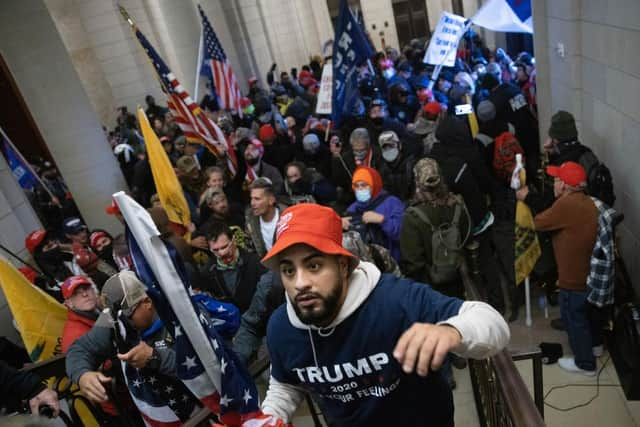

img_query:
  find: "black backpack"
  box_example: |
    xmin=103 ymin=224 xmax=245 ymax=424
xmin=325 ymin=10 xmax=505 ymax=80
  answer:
xmin=348 ymin=194 xmax=390 ymax=247
xmin=579 ymin=149 xmax=616 ymax=207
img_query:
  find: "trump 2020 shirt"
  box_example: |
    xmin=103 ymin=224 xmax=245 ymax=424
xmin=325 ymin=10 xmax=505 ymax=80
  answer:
xmin=266 ymin=273 xmax=464 ymax=426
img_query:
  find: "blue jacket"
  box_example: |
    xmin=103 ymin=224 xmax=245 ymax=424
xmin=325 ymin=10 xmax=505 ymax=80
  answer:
xmin=266 ymin=273 xmax=463 ymax=426
xmin=347 ymin=191 xmax=405 ymax=260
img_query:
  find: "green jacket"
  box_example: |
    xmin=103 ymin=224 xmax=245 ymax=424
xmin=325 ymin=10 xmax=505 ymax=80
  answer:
xmin=399 ymin=194 xmax=470 ymax=290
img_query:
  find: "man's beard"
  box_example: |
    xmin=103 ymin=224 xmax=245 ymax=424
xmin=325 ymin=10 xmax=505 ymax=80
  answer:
xmin=292 ymin=279 xmax=343 ymax=327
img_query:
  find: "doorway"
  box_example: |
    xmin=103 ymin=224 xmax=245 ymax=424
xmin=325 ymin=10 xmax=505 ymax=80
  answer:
xmin=392 ymin=0 xmax=431 ymax=49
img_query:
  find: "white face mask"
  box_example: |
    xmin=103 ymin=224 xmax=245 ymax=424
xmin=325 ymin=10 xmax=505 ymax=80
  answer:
xmin=382 ymin=147 xmax=399 ymax=162
xmin=355 ymin=188 xmax=372 ymax=203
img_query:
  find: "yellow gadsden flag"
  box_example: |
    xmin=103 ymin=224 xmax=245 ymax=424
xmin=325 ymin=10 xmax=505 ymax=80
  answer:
xmin=137 ymin=107 xmax=191 ymax=238
xmin=0 ymin=258 xmax=66 ymax=361
xmin=514 ymin=168 xmax=541 ymax=285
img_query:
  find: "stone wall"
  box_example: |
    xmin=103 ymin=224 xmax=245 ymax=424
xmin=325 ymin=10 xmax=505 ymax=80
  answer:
xmin=0 ymin=0 xmax=127 ymax=235
xmin=533 ymin=0 xmax=640 ymax=291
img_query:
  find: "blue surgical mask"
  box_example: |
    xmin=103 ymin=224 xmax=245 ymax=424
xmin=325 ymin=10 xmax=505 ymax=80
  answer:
xmin=355 ymin=188 xmax=371 ymax=203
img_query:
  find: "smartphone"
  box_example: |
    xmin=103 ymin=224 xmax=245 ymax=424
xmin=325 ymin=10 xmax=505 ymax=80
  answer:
xmin=455 ymin=104 xmax=473 ymax=115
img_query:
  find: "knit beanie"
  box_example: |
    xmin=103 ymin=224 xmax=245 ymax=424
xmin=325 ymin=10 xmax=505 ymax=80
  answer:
xmin=548 ymin=110 xmax=578 ymax=142
xmin=476 ymin=100 xmax=496 ymax=123
xmin=352 ymin=166 xmax=383 ymax=198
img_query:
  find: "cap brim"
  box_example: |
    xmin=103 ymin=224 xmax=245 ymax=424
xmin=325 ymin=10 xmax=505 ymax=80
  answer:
xmin=261 ymin=231 xmax=357 ymax=271
xmin=63 ymin=282 xmax=85 ymax=299
xmin=546 ymin=165 xmax=561 ymax=177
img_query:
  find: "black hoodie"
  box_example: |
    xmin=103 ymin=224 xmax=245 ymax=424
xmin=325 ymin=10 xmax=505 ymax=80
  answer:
xmin=430 ymin=116 xmax=491 ymax=227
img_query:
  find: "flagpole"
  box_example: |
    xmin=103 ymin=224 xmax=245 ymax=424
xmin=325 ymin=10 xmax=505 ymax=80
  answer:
xmin=0 ymin=126 xmax=57 ymax=201
xmin=194 ymin=27 xmax=204 ymax=102
xmin=118 ymin=4 xmax=236 ymax=174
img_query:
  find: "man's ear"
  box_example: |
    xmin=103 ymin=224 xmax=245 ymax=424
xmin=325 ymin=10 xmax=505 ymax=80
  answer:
xmin=338 ymin=256 xmax=349 ymax=276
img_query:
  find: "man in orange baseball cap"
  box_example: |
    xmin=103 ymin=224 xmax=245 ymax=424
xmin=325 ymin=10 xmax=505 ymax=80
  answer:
xmin=533 ymin=161 xmax=600 ymax=376
xmin=259 ymin=203 xmax=509 ymax=426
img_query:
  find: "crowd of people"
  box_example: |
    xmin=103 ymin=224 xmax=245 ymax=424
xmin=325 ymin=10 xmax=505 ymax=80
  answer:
xmin=5 ymin=31 xmax=620 ymax=426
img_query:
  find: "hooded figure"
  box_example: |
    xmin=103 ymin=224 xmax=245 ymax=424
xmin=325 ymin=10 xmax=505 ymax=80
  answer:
xmin=430 ymin=115 xmax=492 ymax=228
xmin=345 ymin=167 xmax=405 ymax=260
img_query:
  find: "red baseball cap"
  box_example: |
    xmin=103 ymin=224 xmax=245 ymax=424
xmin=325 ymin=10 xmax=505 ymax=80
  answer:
xmin=423 ymin=101 xmax=441 ymax=118
xmin=546 ymin=161 xmax=587 ymax=187
xmin=261 ymin=204 xmax=358 ymax=270
xmin=259 ymin=124 xmax=276 ymax=141
xmin=105 ymin=199 xmax=120 ymax=215
xmin=62 ymin=275 xmax=92 ymax=299
xmin=89 ymin=231 xmax=109 ymax=250
xmin=25 ymin=230 xmax=47 ymax=253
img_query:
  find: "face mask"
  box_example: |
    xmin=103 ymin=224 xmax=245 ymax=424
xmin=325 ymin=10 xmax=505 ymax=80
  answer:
xmin=246 ymin=156 xmax=260 ymax=166
xmin=302 ymin=141 xmax=320 ymax=155
xmin=382 ymin=147 xmax=399 ymax=162
xmin=382 ymin=68 xmax=396 ymax=80
xmin=98 ymin=244 xmax=113 ymax=262
xmin=371 ymin=117 xmax=384 ymax=127
xmin=243 ymin=105 xmax=255 ymax=115
xmin=290 ymin=179 xmax=309 ymax=195
xmin=353 ymin=149 xmax=368 ymax=162
xmin=355 ymin=188 xmax=371 ymax=203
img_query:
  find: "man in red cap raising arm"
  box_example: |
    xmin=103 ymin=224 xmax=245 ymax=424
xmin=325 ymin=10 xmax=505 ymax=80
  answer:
xmin=259 ymin=203 xmax=509 ymax=426
xmin=533 ymin=161 xmax=599 ymax=376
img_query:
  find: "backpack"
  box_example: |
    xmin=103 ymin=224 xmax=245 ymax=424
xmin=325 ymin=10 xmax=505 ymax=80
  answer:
xmin=578 ymin=149 xmax=616 ymax=207
xmin=407 ymin=198 xmax=470 ymax=285
xmin=492 ymin=131 xmax=524 ymax=183
xmin=348 ymin=194 xmax=390 ymax=247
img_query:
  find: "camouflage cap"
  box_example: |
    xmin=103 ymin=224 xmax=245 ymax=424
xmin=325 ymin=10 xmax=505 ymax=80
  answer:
xmin=176 ymin=155 xmax=198 ymax=174
xmin=414 ymin=158 xmax=441 ymax=189
xmin=341 ymin=231 xmax=372 ymax=263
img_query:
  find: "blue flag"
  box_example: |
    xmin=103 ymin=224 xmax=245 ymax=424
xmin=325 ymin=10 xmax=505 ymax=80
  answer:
xmin=331 ymin=0 xmax=373 ymax=126
xmin=0 ymin=130 xmax=38 ymax=191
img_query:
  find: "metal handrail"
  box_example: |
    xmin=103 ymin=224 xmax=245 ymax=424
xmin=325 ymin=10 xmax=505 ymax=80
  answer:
xmin=460 ymin=256 xmax=546 ymax=427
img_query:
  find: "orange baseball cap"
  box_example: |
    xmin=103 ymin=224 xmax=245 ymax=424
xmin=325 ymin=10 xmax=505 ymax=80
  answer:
xmin=546 ymin=161 xmax=587 ymax=187
xmin=261 ymin=204 xmax=358 ymax=270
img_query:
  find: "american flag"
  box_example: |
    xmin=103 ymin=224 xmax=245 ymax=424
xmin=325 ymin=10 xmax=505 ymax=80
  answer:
xmin=133 ymin=26 xmax=238 ymax=176
xmin=198 ymin=5 xmax=242 ymax=116
xmin=116 ymin=192 xmax=289 ymax=427
xmin=120 ymin=356 xmax=199 ymax=427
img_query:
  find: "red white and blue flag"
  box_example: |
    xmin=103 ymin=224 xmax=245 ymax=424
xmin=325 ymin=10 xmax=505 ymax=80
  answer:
xmin=198 ymin=5 xmax=242 ymax=116
xmin=115 ymin=192 xmax=288 ymax=427
xmin=133 ymin=25 xmax=238 ymax=176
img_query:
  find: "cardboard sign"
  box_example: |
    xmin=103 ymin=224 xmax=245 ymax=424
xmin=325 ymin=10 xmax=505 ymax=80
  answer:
xmin=423 ymin=12 xmax=467 ymax=67
xmin=316 ymin=64 xmax=333 ymax=115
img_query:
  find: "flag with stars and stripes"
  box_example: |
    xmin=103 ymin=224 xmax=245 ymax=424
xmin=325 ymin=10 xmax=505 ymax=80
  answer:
xmin=133 ymin=25 xmax=238 ymax=176
xmin=120 ymin=355 xmax=199 ymax=427
xmin=197 ymin=5 xmax=242 ymax=116
xmin=115 ymin=192 xmax=289 ymax=427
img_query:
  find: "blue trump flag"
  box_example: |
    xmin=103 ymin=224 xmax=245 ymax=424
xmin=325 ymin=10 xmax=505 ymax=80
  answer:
xmin=331 ymin=0 xmax=373 ymax=127
xmin=0 ymin=129 xmax=38 ymax=191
